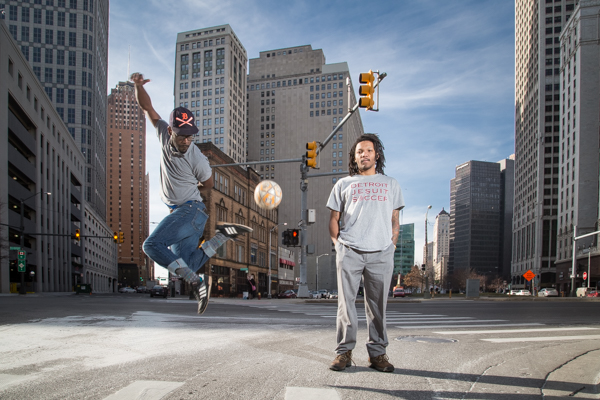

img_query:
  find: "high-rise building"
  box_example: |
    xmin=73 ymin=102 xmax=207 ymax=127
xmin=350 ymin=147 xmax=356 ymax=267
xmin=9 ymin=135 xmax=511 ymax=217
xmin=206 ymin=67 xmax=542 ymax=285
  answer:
xmin=106 ymin=81 xmax=152 ymax=287
xmin=394 ymin=223 xmax=415 ymax=277
xmin=247 ymin=45 xmax=364 ymax=266
xmin=4 ymin=0 xmax=110 ymax=218
xmin=174 ymin=24 xmax=247 ymax=164
xmin=449 ymin=159 xmax=514 ymax=280
xmin=555 ymin=0 xmax=600 ymax=293
xmin=1 ymin=19 xmax=116 ymax=293
xmin=433 ymin=208 xmax=450 ymax=282
xmin=513 ymin=0 xmax=576 ymax=290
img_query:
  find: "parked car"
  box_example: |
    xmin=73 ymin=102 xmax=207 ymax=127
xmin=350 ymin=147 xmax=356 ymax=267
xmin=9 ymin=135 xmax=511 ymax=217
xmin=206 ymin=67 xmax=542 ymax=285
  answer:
xmin=392 ymin=288 xmax=406 ymax=298
xmin=538 ymin=288 xmax=559 ymax=297
xmin=309 ymin=291 xmax=321 ymax=299
xmin=507 ymin=289 xmax=520 ymax=295
xmin=119 ymin=287 xmax=136 ymax=293
xmin=149 ymin=285 xmax=168 ymax=298
xmin=586 ymin=290 xmax=599 ymax=298
xmin=136 ymin=286 xmax=147 ymax=293
xmin=513 ymin=289 xmax=531 ymax=296
xmin=317 ymin=289 xmax=329 ymax=299
xmin=327 ymin=291 xmax=338 ymax=299
xmin=277 ymin=290 xmax=297 ymax=299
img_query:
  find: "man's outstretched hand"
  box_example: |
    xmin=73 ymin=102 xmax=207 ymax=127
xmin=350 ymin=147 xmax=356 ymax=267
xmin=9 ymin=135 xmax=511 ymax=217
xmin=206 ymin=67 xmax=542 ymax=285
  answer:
xmin=130 ymin=72 xmax=150 ymax=86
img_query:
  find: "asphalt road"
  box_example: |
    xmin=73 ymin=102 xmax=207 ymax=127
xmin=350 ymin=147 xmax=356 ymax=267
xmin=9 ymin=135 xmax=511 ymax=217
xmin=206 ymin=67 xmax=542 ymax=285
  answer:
xmin=0 ymin=293 xmax=599 ymax=400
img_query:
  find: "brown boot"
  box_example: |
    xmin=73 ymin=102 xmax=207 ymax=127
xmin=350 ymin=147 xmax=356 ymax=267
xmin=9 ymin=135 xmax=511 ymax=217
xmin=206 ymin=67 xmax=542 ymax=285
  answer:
xmin=368 ymin=354 xmax=394 ymax=372
xmin=329 ymin=350 xmax=353 ymax=371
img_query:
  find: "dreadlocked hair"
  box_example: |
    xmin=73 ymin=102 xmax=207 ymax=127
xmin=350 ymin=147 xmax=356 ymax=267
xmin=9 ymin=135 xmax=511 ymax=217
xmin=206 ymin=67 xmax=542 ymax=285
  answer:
xmin=348 ymin=134 xmax=386 ymax=176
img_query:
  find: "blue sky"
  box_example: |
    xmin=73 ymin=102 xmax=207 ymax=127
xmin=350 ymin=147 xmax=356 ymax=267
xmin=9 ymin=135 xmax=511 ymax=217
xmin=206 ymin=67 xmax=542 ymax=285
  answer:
xmin=107 ymin=0 xmax=515 ymax=267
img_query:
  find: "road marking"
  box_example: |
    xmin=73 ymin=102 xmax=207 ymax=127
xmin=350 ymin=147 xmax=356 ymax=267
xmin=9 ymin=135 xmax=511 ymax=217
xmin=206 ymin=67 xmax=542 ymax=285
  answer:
xmin=102 ymin=380 xmax=184 ymax=400
xmin=482 ymin=334 xmax=600 ymax=343
xmin=398 ymin=319 xmax=505 ymax=324
xmin=397 ymin=323 xmax=544 ymax=329
xmin=435 ymin=327 xmax=598 ymax=335
xmin=285 ymin=387 xmax=340 ymax=400
xmin=0 ymin=374 xmax=35 ymax=390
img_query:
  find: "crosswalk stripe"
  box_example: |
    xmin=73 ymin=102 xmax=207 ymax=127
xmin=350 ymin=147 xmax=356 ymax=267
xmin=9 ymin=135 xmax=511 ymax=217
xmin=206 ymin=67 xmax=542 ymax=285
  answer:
xmin=398 ymin=323 xmax=544 ymax=329
xmin=435 ymin=327 xmax=598 ymax=335
xmin=482 ymin=334 xmax=600 ymax=343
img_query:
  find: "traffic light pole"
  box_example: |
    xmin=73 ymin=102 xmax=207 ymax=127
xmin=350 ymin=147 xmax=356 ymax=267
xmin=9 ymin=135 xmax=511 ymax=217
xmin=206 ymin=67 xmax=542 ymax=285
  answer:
xmin=297 ymin=159 xmax=310 ymax=298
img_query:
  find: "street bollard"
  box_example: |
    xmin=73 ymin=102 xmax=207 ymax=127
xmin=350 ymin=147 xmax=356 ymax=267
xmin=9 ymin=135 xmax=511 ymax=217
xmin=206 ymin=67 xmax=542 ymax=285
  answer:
xmin=449 ymin=289 xmax=452 ymax=299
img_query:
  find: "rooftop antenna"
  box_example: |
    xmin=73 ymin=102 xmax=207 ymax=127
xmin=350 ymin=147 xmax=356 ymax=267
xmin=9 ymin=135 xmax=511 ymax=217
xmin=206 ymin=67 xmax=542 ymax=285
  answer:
xmin=127 ymin=46 xmax=131 ymax=80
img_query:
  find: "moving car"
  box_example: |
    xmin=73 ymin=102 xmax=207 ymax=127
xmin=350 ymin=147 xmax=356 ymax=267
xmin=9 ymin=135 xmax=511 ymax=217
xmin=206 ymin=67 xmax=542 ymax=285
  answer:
xmin=327 ymin=291 xmax=338 ymax=299
xmin=586 ymin=290 xmax=599 ymax=298
xmin=149 ymin=285 xmax=168 ymax=298
xmin=513 ymin=289 xmax=531 ymax=296
xmin=136 ymin=286 xmax=147 ymax=293
xmin=537 ymin=288 xmax=559 ymax=297
xmin=392 ymin=288 xmax=405 ymax=298
xmin=317 ymin=289 xmax=329 ymax=299
xmin=119 ymin=287 xmax=136 ymax=293
xmin=277 ymin=290 xmax=297 ymax=299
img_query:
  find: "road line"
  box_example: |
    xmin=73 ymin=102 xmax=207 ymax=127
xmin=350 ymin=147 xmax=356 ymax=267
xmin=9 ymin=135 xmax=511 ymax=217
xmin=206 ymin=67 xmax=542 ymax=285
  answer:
xmin=482 ymin=334 xmax=600 ymax=343
xmin=397 ymin=322 xmax=539 ymax=329
xmin=435 ymin=327 xmax=598 ymax=335
xmin=103 ymin=380 xmax=184 ymax=400
xmin=285 ymin=387 xmax=340 ymax=400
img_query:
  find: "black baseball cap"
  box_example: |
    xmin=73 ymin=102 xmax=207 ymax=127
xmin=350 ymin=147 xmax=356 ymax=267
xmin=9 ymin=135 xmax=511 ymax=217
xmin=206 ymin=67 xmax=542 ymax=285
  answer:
xmin=169 ymin=107 xmax=199 ymax=136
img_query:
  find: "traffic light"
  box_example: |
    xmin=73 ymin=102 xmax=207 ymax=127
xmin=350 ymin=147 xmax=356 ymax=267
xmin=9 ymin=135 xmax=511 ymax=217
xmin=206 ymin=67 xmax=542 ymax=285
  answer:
xmin=282 ymin=229 xmax=291 ymax=246
xmin=358 ymin=70 xmax=375 ymax=110
xmin=305 ymin=141 xmax=317 ymax=168
xmin=290 ymin=229 xmax=300 ymax=246
xmin=118 ymin=231 xmax=124 ymax=244
xmin=113 ymin=232 xmax=118 ymax=243
xmin=75 ymin=229 xmax=81 ymax=241
xmin=139 ymin=276 xmax=143 ymax=281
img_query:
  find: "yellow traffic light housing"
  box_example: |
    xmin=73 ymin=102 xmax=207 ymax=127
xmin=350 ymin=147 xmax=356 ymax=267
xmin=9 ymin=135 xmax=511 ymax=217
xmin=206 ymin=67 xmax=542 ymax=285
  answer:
xmin=118 ymin=231 xmax=124 ymax=244
xmin=113 ymin=232 xmax=118 ymax=243
xmin=358 ymin=70 xmax=375 ymax=110
xmin=305 ymin=141 xmax=318 ymax=168
xmin=75 ymin=229 xmax=81 ymax=241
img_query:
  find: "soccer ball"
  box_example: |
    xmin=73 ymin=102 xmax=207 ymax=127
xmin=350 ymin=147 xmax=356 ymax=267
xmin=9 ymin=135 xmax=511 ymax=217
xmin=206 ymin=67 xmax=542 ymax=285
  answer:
xmin=254 ymin=180 xmax=283 ymax=210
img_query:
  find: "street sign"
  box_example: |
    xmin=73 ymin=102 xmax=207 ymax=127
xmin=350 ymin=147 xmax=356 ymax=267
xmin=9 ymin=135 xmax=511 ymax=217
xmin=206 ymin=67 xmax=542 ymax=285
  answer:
xmin=18 ymin=260 xmax=26 ymax=273
xmin=523 ymin=270 xmax=535 ymax=281
xmin=18 ymin=251 xmax=26 ymax=260
xmin=10 ymin=246 xmax=21 ymax=251
xmin=240 ymin=268 xmax=248 ymax=272
xmin=583 ymin=272 xmax=587 ymax=280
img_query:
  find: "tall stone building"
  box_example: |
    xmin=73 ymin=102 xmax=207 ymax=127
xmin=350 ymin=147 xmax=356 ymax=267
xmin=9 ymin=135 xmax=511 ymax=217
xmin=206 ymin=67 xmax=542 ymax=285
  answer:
xmin=106 ymin=81 xmax=152 ymax=287
xmin=449 ymin=159 xmax=514 ymax=281
xmin=555 ymin=0 xmax=600 ymax=293
xmin=1 ymin=19 xmax=117 ymax=293
xmin=246 ymin=45 xmax=364 ymax=270
xmin=174 ymin=24 xmax=247 ymax=164
xmin=4 ymin=0 xmax=110 ymax=219
xmin=433 ymin=208 xmax=450 ymax=283
xmin=513 ymin=0 xmax=577 ymax=290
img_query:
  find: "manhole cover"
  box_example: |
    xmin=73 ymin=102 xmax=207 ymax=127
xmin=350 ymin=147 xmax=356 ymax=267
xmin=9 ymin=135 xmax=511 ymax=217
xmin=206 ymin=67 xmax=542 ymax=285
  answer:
xmin=395 ymin=336 xmax=458 ymax=343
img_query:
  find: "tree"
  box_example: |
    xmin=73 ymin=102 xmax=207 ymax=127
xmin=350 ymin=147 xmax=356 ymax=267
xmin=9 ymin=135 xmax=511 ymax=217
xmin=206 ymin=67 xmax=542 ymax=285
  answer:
xmin=403 ymin=265 xmax=425 ymax=291
xmin=449 ymin=268 xmax=487 ymax=291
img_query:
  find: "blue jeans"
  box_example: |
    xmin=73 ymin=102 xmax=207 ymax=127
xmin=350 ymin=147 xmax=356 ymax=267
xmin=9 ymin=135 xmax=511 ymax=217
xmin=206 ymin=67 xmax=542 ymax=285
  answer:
xmin=143 ymin=201 xmax=210 ymax=273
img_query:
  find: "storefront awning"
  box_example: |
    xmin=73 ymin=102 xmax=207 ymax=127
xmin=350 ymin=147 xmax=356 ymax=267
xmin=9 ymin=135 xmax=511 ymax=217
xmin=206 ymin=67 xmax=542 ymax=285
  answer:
xmin=279 ymin=258 xmax=295 ymax=266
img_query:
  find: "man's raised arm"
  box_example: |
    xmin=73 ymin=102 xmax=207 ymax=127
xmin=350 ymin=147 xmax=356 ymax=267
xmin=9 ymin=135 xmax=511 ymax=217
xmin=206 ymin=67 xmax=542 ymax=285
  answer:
xmin=130 ymin=72 xmax=160 ymax=127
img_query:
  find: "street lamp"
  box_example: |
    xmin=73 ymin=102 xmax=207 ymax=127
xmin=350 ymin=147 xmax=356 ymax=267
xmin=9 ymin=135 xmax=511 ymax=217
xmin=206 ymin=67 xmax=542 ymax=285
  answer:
xmin=19 ymin=191 xmax=51 ymax=294
xmin=316 ymin=253 xmax=329 ymax=292
xmin=268 ymin=222 xmax=287 ymax=299
xmin=424 ymin=205 xmax=432 ymax=299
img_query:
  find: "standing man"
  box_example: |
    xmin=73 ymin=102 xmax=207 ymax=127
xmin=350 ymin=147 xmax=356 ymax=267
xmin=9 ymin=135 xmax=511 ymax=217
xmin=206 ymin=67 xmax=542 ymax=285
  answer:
xmin=327 ymin=134 xmax=404 ymax=372
xmin=131 ymin=73 xmax=251 ymax=314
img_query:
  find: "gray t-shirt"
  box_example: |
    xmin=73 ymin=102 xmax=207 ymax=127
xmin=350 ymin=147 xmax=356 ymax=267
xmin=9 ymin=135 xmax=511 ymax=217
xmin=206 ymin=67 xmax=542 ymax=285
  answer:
xmin=156 ymin=120 xmax=212 ymax=206
xmin=327 ymin=173 xmax=404 ymax=252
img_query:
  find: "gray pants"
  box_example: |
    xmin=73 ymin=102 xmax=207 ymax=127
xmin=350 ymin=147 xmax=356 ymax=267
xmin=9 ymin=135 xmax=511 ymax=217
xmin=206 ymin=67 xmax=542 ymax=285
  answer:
xmin=335 ymin=241 xmax=394 ymax=357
